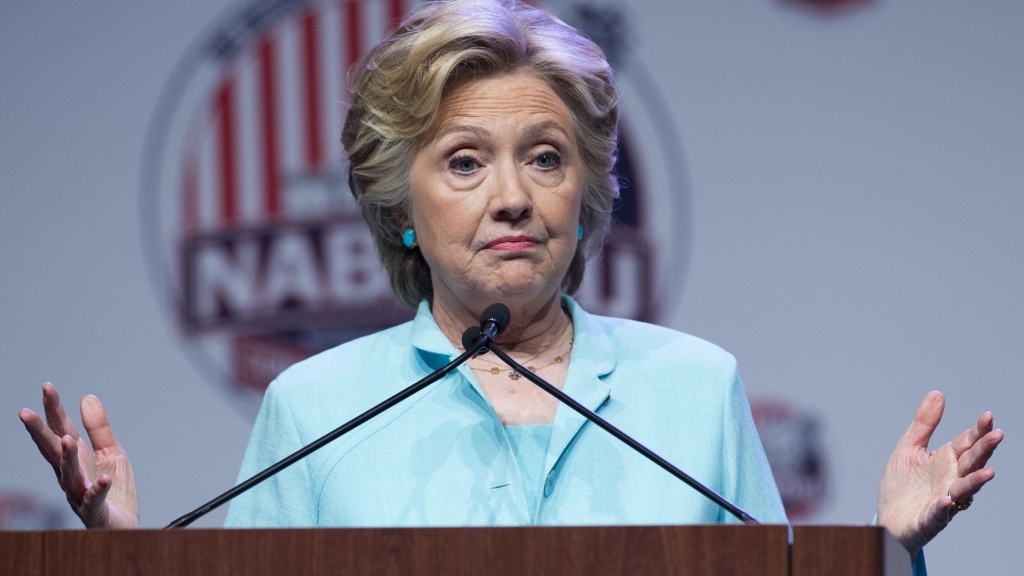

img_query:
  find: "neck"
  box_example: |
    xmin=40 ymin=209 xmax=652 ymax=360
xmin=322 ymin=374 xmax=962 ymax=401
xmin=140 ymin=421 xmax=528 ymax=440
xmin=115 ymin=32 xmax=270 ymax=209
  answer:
xmin=432 ymin=288 xmax=569 ymax=357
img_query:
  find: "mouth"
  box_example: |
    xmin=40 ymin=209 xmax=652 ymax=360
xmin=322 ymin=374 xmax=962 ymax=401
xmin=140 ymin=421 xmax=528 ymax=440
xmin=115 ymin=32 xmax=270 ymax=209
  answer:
xmin=484 ymin=235 xmax=539 ymax=252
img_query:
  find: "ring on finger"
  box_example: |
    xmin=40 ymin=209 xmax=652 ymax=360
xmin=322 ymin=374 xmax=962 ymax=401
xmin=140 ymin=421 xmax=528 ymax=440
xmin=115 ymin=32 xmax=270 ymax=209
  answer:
xmin=948 ymin=490 xmax=973 ymax=512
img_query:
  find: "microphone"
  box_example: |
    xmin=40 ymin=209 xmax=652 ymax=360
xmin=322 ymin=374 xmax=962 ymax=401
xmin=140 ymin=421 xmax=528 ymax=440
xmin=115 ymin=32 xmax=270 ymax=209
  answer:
xmin=479 ymin=303 xmax=511 ymax=341
xmin=461 ymin=326 xmax=482 ymax=351
xmin=165 ymin=307 xmax=506 ymax=528
xmin=484 ymin=333 xmax=761 ymax=525
xmin=462 ymin=303 xmax=510 ymax=356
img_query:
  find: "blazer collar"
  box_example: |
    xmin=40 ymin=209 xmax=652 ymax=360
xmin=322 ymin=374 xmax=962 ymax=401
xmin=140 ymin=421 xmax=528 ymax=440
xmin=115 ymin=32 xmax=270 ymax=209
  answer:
xmin=561 ymin=294 xmax=616 ymax=378
xmin=409 ymin=295 xmax=617 ymax=379
xmin=410 ymin=299 xmax=458 ymax=362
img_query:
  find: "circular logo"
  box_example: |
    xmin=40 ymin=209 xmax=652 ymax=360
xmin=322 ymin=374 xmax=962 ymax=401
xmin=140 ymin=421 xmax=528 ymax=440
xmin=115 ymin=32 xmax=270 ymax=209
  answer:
xmin=139 ymin=0 xmax=693 ymax=414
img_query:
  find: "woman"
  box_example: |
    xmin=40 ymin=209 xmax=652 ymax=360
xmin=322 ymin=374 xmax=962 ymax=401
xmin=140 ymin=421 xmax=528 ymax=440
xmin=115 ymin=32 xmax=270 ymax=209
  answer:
xmin=19 ymin=0 xmax=1001 ymax=569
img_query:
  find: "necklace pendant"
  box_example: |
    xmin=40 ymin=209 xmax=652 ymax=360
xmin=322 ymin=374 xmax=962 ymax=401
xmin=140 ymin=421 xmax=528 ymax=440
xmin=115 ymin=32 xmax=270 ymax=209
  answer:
xmin=490 ymin=367 xmax=499 ymax=374
xmin=508 ymin=370 xmax=522 ymax=380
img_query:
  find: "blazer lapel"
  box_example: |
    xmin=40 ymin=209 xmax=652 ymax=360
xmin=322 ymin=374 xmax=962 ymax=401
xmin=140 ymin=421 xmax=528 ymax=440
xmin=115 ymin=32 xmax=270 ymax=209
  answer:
xmin=542 ymin=297 xmax=616 ymax=491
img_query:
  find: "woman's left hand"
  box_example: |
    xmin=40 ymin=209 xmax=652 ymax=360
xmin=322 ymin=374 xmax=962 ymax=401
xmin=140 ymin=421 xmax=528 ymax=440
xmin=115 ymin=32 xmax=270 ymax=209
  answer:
xmin=877 ymin=391 xmax=1003 ymax=558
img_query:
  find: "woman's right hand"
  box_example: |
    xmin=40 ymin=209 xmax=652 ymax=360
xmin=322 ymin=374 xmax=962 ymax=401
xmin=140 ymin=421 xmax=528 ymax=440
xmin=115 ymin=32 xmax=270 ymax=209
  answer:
xmin=18 ymin=382 xmax=139 ymax=528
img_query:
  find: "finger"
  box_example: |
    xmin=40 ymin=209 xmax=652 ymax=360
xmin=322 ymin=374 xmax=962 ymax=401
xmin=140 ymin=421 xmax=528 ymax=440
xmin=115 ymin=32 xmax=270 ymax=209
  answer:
xmin=80 ymin=474 xmax=112 ymax=528
xmin=951 ymin=412 xmax=994 ymax=457
xmin=899 ymin=391 xmax=944 ymax=450
xmin=80 ymin=395 xmax=120 ymax=452
xmin=919 ymin=494 xmax=954 ymax=540
xmin=59 ymin=435 xmax=88 ymax=504
xmin=42 ymin=383 xmax=80 ymax=440
xmin=19 ymin=408 xmax=63 ymax=471
xmin=949 ymin=467 xmax=996 ymax=504
xmin=957 ymin=428 xmax=1004 ymax=477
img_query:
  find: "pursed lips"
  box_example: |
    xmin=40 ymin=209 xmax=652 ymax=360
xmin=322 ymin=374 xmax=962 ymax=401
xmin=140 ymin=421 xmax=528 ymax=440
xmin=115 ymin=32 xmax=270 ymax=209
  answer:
xmin=484 ymin=235 xmax=539 ymax=251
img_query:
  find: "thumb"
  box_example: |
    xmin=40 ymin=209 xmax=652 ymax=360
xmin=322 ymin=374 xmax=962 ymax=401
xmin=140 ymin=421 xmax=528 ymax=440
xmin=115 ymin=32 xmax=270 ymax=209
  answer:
xmin=922 ymin=494 xmax=953 ymax=538
xmin=900 ymin=391 xmax=944 ymax=450
xmin=81 ymin=395 xmax=120 ymax=452
xmin=80 ymin=474 xmax=113 ymax=528
xmin=903 ymin=495 xmax=953 ymax=555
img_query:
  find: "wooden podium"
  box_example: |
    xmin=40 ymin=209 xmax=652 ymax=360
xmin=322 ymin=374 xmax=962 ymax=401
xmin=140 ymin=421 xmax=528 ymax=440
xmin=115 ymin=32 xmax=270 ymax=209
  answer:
xmin=2 ymin=525 xmax=908 ymax=576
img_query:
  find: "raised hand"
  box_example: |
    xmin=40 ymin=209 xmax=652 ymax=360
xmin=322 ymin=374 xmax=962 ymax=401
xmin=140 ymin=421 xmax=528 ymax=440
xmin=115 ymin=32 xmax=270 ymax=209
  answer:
xmin=19 ymin=383 xmax=139 ymax=528
xmin=877 ymin=391 xmax=1003 ymax=557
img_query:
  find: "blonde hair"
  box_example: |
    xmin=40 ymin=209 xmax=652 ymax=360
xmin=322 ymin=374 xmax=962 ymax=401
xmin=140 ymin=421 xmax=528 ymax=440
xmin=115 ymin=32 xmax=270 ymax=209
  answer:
xmin=343 ymin=0 xmax=619 ymax=307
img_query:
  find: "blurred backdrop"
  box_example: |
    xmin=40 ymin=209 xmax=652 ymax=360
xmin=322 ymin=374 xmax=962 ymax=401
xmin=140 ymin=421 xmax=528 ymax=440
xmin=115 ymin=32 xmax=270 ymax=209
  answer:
xmin=2 ymin=1 xmax=1020 ymax=573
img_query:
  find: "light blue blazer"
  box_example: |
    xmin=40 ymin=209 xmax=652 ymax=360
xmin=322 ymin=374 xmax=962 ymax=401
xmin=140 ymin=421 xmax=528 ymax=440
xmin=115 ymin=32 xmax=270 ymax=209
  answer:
xmin=224 ymin=295 xmax=788 ymax=527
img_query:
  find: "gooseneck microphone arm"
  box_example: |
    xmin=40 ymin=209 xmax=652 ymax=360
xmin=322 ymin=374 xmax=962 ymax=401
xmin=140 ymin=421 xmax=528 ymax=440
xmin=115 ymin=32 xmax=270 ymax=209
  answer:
xmin=485 ymin=343 xmax=761 ymax=526
xmin=165 ymin=326 xmax=497 ymax=529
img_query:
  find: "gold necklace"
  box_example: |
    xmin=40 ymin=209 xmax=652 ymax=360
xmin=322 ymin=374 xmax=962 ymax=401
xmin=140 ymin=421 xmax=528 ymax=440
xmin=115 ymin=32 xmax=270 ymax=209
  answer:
xmin=473 ymin=315 xmax=572 ymax=367
xmin=469 ymin=326 xmax=574 ymax=380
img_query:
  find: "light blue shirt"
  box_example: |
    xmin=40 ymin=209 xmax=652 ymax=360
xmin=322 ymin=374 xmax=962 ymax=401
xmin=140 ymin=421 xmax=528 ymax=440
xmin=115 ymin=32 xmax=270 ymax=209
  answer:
xmin=505 ymin=424 xmax=553 ymax=521
xmin=224 ymin=295 xmax=788 ymax=527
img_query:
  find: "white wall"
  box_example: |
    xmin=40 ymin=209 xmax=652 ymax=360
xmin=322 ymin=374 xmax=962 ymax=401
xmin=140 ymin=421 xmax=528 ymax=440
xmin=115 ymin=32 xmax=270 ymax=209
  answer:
xmin=1 ymin=1 xmax=1020 ymax=574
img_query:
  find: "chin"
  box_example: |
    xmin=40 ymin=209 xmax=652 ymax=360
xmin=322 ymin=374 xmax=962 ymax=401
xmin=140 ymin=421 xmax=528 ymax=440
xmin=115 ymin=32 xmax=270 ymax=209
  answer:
xmin=487 ymin=274 xmax=557 ymax=302
xmin=473 ymin=260 xmax=564 ymax=301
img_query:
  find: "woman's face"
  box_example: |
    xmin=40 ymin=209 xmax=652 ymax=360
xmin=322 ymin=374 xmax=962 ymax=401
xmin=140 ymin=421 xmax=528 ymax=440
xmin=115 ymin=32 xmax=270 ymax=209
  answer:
xmin=408 ymin=70 xmax=584 ymax=308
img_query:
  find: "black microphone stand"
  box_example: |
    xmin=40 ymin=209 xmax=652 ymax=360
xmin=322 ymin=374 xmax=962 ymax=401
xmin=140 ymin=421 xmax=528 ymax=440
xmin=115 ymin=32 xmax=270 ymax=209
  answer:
xmin=484 ymin=342 xmax=760 ymax=525
xmin=165 ymin=331 xmax=493 ymax=529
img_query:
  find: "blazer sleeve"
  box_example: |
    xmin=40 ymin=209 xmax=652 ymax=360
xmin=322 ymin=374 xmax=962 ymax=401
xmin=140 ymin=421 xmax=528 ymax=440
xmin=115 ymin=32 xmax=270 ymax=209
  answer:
xmin=224 ymin=379 xmax=318 ymax=527
xmin=719 ymin=366 xmax=789 ymax=525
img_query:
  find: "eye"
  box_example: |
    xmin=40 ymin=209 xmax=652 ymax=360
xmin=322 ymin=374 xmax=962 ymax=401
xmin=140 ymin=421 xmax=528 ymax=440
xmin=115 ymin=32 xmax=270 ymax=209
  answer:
xmin=449 ymin=155 xmax=478 ymax=174
xmin=534 ymin=152 xmax=561 ymax=169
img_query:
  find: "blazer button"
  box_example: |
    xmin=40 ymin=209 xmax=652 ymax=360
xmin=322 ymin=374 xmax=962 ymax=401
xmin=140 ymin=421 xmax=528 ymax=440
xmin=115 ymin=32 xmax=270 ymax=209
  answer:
xmin=543 ymin=474 xmax=555 ymax=497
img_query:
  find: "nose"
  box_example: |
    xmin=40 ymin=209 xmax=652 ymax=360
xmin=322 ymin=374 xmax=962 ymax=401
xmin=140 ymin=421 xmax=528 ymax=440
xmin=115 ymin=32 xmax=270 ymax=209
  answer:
xmin=491 ymin=162 xmax=533 ymax=222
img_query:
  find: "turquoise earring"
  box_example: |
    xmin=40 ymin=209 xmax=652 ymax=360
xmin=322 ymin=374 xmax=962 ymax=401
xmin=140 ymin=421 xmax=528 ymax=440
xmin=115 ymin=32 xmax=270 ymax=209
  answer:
xmin=577 ymin=223 xmax=584 ymax=240
xmin=403 ymin=227 xmax=417 ymax=248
